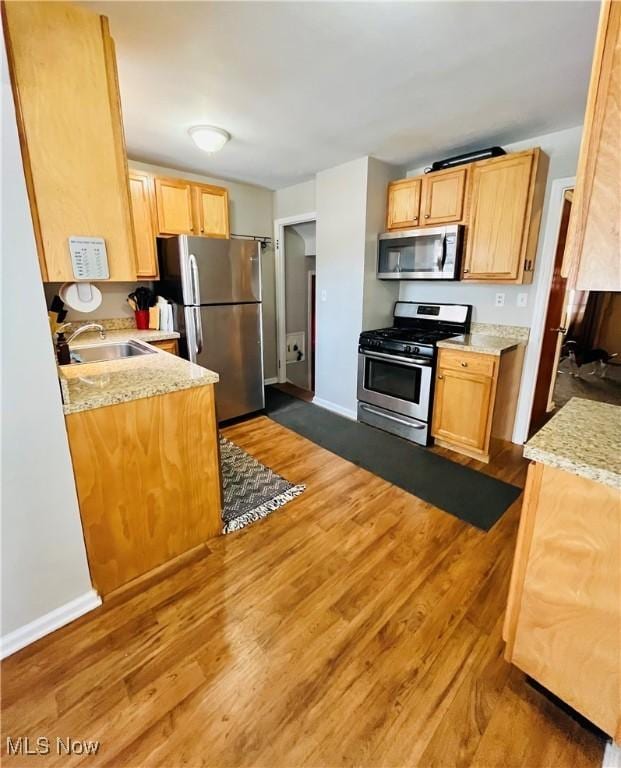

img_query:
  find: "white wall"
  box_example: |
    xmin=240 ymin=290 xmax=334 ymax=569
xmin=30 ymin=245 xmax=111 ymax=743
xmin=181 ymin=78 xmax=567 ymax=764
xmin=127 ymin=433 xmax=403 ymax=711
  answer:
xmin=273 ymin=179 xmax=316 ymax=220
xmin=363 ymin=157 xmax=401 ymax=330
xmin=314 ymin=158 xmax=368 ymax=416
xmin=400 ymin=125 xmax=583 ymax=327
xmin=1 ymin=35 xmax=95 ymax=648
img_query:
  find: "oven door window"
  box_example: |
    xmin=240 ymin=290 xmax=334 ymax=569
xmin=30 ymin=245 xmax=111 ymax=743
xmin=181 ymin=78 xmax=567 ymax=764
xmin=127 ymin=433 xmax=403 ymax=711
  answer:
xmin=365 ymin=357 xmax=422 ymax=403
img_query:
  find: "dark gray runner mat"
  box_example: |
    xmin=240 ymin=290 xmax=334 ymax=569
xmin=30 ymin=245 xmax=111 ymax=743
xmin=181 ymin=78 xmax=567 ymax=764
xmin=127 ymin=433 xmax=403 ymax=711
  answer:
xmin=264 ymin=387 xmax=522 ymax=531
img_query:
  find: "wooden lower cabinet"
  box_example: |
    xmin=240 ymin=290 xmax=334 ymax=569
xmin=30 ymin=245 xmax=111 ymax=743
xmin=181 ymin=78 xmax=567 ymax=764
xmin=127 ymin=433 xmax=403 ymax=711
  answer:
xmin=504 ymin=462 xmax=621 ymax=739
xmin=431 ymin=346 xmax=524 ymax=462
xmin=150 ymin=338 xmax=179 ymax=355
xmin=66 ymin=385 xmax=222 ymax=595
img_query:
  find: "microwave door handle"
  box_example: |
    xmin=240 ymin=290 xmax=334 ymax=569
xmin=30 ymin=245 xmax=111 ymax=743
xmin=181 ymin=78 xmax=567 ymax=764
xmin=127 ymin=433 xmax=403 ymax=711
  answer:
xmin=189 ymin=253 xmax=201 ymax=305
xmin=435 ymin=234 xmax=447 ymax=270
xmin=193 ymin=306 xmax=203 ymax=355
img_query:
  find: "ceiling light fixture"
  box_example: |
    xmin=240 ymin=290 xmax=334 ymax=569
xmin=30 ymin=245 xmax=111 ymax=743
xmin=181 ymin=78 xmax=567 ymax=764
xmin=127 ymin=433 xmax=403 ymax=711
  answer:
xmin=188 ymin=125 xmax=231 ymax=153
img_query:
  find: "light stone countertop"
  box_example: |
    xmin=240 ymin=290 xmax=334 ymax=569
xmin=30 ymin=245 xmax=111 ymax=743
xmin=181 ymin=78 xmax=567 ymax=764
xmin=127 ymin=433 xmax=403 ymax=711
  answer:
xmin=68 ymin=328 xmax=180 ymax=348
xmin=59 ymin=329 xmax=219 ymax=416
xmin=436 ymin=334 xmax=523 ymax=356
xmin=524 ymin=397 xmax=621 ymax=489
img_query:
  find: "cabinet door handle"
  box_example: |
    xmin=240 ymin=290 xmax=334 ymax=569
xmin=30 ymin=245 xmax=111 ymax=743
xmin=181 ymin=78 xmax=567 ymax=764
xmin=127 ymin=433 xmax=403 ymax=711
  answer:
xmin=463 ymin=268 xmax=469 ymax=273
xmin=437 ymin=374 xmax=444 ymax=380
xmin=461 ymin=361 xmax=468 ymax=367
xmin=425 ymin=214 xmax=430 ymax=219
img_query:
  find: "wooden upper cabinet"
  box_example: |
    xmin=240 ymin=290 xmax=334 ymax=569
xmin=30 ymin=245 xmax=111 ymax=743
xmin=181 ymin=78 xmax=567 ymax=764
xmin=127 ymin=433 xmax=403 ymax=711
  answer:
xmin=154 ymin=178 xmax=195 ymax=235
xmin=128 ymin=171 xmax=158 ymax=278
xmin=3 ymin=0 xmax=137 ymax=282
xmin=462 ymin=149 xmax=547 ymax=283
xmin=564 ymin=0 xmax=621 ymax=291
xmin=420 ymin=166 xmax=468 ymax=225
xmin=194 ymin=184 xmax=230 ymax=238
xmin=386 ymin=178 xmax=421 ymax=230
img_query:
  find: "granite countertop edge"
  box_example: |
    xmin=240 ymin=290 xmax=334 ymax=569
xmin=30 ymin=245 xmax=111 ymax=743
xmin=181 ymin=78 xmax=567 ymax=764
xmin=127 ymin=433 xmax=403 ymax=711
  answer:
xmin=524 ymin=398 xmax=621 ymax=490
xmin=436 ymin=335 xmax=523 ymax=356
xmin=523 ymin=444 xmax=620 ymax=490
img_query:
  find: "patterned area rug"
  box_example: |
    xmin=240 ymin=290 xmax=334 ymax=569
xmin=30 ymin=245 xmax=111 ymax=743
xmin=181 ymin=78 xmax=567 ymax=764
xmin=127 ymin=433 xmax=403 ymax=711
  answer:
xmin=220 ymin=437 xmax=305 ymax=534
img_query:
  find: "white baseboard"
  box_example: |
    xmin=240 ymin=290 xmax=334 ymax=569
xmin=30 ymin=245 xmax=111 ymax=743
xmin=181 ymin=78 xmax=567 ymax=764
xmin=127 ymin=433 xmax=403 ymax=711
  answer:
xmin=264 ymin=377 xmax=278 ymax=386
xmin=603 ymin=741 xmax=621 ymax=768
xmin=312 ymin=396 xmax=357 ymax=421
xmin=0 ymin=589 xmax=101 ymax=659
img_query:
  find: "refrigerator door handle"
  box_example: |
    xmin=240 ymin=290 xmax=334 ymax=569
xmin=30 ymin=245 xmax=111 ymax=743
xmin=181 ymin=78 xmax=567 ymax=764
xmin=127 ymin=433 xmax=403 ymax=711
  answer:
xmin=193 ymin=306 xmax=203 ymax=355
xmin=189 ymin=253 xmax=201 ymax=305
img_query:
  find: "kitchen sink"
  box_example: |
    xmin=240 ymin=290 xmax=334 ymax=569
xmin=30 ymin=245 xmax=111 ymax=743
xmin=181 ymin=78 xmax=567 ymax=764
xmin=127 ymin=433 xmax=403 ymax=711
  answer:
xmin=69 ymin=340 xmax=157 ymax=365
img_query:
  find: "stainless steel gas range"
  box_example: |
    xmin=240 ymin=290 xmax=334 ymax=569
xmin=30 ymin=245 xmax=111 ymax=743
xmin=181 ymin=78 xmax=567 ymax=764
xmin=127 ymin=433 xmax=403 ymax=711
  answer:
xmin=357 ymin=301 xmax=472 ymax=446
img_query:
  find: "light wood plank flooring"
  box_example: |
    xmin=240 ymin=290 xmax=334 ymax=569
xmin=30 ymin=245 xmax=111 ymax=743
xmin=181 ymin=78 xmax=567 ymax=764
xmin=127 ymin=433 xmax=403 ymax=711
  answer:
xmin=1 ymin=415 xmax=604 ymax=767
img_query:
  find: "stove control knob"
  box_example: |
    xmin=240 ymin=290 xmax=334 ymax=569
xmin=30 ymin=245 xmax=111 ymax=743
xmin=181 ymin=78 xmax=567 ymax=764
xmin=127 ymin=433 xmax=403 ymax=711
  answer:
xmin=404 ymin=345 xmax=411 ymax=353
xmin=413 ymin=346 xmax=420 ymax=354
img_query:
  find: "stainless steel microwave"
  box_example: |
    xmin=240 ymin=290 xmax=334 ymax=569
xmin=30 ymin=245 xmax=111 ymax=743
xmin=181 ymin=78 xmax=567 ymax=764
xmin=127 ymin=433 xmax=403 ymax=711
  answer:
xmin=377 ymin=224 xmax=463 ymax=280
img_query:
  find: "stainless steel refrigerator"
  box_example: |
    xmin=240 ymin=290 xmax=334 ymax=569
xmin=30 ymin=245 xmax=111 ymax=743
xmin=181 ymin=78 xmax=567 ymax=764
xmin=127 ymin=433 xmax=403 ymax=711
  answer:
xmin=158 ymin=236 xmax=265 ymax=421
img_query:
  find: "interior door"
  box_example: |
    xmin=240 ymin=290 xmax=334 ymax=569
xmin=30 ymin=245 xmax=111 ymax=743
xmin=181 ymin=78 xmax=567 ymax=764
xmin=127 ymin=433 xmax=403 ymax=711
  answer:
xmin=463 ymin=153 xmax=534 ymax=280
xmin=529 ymin=194 xmax=572 ymax=435
xmin=196 ymin=303 xmax=264 ymax=421
xmin=192 ymin=239 xmax=261 ymax=304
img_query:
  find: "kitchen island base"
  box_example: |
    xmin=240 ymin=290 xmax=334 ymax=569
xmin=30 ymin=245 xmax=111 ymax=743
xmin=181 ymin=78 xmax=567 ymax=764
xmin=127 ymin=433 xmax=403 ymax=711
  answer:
xmin=66 ymin=384 xmax=222 ymax=595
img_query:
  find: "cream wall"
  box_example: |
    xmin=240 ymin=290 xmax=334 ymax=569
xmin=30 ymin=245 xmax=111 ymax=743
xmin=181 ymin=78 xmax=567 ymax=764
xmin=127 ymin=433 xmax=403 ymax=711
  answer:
xmin=1 ymin=35 xmax=95 ymax=651
xmin=273 ymin=179 xmax=316 ymax=220
xmin=399 ymin=125 xmax=583 ymax=326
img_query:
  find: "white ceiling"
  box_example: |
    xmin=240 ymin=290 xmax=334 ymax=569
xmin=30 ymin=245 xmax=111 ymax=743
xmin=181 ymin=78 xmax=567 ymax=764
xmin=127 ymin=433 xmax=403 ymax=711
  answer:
xmin=89 ymin=1 xmax=599 ymax=190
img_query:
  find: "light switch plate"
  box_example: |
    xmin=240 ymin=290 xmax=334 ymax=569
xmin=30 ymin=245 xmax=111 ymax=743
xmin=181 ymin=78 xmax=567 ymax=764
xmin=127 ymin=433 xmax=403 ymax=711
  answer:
xmin=68 ymin=236 xmax=109 ymax=280
xmin=517 ymin=292 xmax=528 ymax=307
xmin=495 ymin=292 xmax=505 ymax=307
xmin=320 ymin=289 xmax=327 ymax=302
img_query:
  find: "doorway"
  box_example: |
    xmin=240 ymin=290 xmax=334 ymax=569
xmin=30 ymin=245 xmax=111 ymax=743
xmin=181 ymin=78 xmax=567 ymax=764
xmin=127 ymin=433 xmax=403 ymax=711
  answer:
xmin=273 ymin=214 xmax=317 ymax=401
xmin=529 ymin=189 xmax=621 ymax=436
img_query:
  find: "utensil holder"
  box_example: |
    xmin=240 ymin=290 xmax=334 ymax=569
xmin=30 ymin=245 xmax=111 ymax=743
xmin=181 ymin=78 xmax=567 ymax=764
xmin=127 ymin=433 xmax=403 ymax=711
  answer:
xmin=135 ymin=310 xmax=149 ymax=330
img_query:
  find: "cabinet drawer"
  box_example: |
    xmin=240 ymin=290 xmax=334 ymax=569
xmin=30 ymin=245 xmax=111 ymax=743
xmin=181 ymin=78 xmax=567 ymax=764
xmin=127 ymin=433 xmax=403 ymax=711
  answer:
xmin=438 ymin=348 xmax=496 ymax=378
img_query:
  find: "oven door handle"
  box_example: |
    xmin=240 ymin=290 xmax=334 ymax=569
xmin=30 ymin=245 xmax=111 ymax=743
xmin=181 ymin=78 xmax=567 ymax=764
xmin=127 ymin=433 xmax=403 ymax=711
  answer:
xmin=361 ymin=350 xmax=432 ymax=367
xmin=360 ymin=404 xmax=426 ymax=429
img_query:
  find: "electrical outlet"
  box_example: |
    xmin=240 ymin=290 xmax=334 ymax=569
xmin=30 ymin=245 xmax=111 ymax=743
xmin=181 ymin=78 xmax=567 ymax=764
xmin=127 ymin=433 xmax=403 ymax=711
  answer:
xmin=517 ymin=292 xmax=528 ymax=308
xmin=495 ymin=292 xmax=505 ymax=308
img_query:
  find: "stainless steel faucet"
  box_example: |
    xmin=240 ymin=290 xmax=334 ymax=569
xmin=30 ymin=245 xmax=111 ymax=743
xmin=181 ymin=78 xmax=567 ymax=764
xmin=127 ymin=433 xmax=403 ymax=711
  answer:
xmin=57 ymin=323 xmax=106 ymax=343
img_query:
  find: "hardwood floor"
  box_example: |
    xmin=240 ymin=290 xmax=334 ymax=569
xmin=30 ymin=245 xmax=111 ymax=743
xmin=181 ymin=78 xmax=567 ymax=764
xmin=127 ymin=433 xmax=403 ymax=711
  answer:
xmin=1 ymin=416 xmax=604 ymax=767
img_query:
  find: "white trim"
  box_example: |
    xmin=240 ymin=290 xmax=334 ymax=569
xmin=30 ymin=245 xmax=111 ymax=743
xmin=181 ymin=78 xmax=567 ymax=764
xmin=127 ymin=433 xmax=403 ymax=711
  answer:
xmin=512 ymin=176 xmax=576 ymax=444
xmin=273 ymin=212 xmax=317 ymax=384
xmin=0 ymin=589 xmax=101 ymax=659
xmin=312 ymin=396 xmax=357 ymax=421
xmin=264 ymin=377 xmax=278 ymax=386
xmin=603 ymin=742 xmax=621 ymax=768
xmin=307 ymin=269 xmax=316 ymax=391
